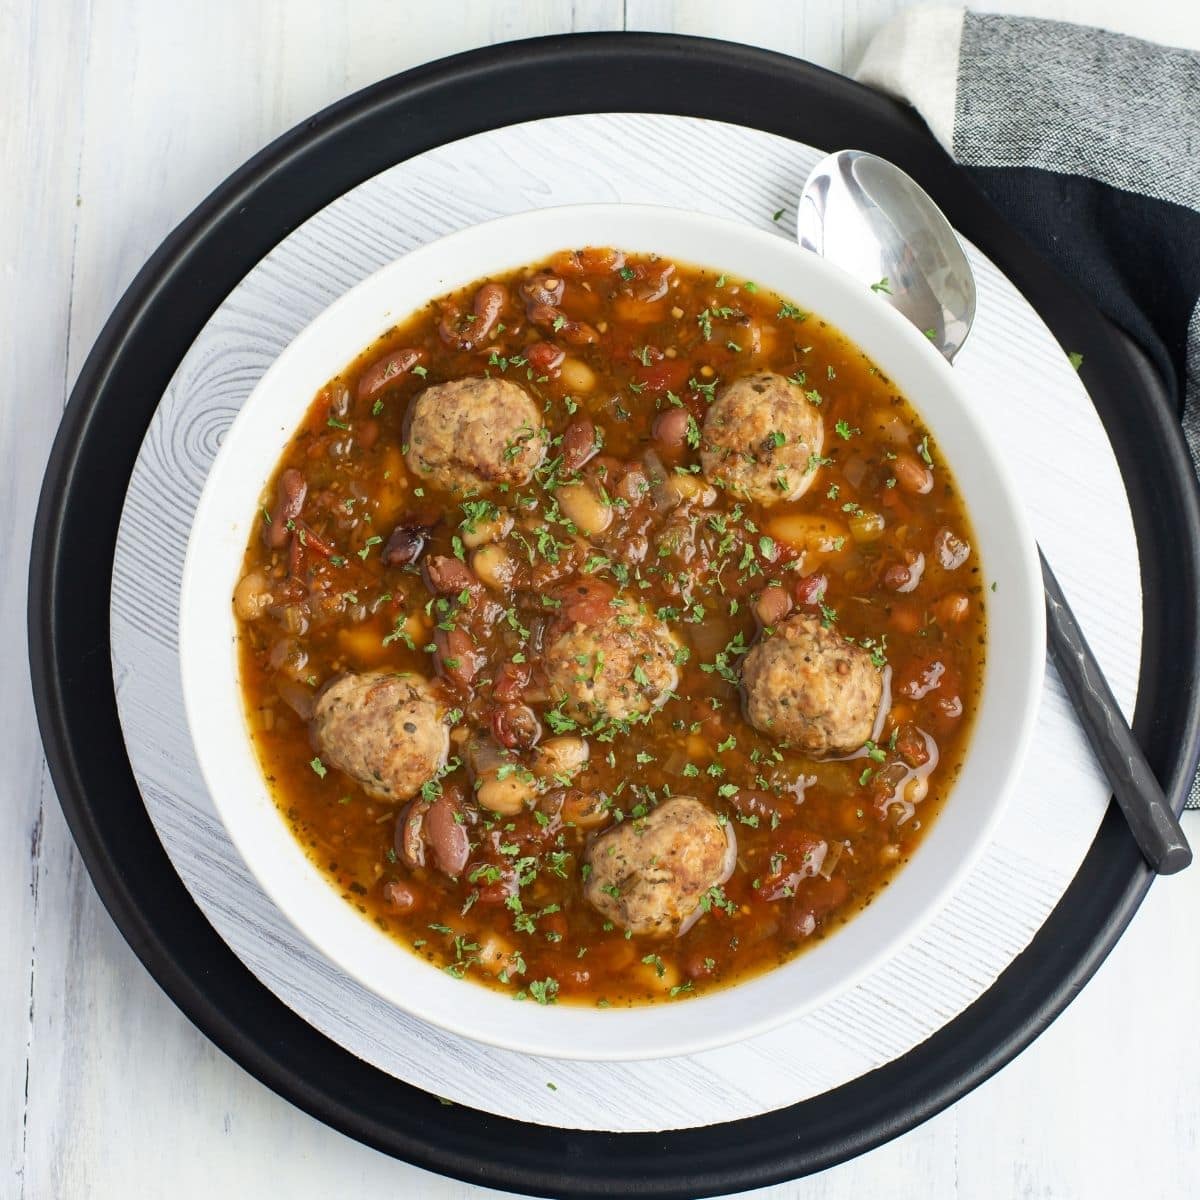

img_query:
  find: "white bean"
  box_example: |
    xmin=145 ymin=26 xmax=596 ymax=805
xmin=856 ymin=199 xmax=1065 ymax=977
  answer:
xmin=233 ymin=570 xmax=273 ymax=621
xmin=905 ymin=775 xmax=929 ymax=805
xmin=559 ymin=357 xmax=596 ymax=392
xmin=471 ymin=543 xmax=516 ymax=591
xmin=531 ymin=736 xmax=589 ymax=780
xmin=558 ymin=482 xmax=612 ymax=536
xmin=660 ymin=472 xmax=716 ymax=508
xmin=477 ymin=933 xmax=516 ymax=976
xmin=476 ymin=769 xmax=535 ymax=815
xmin=461 ymin=510 xmax=513 ymax=549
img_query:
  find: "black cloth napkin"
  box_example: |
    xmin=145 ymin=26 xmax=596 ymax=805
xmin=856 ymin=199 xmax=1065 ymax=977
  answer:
xmin=859 ymin=8 xmax=1200 ymax=807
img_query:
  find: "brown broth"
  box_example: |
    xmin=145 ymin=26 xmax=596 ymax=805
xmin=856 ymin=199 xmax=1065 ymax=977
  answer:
xmin=235 ymin=248 xmax=986 ymax=1006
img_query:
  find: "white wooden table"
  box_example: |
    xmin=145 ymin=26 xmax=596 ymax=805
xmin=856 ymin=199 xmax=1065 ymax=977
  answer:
xmin=5 ymin=3 xmax=1199 ymax=1197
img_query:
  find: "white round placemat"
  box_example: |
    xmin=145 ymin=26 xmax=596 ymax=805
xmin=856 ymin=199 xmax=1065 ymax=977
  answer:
xmin=110 ymin=113 xmax=1139 ymax=1132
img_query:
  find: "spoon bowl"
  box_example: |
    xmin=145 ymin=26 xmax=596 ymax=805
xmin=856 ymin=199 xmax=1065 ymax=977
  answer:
xmin=799 ymin=149 xmax=976 ymax=362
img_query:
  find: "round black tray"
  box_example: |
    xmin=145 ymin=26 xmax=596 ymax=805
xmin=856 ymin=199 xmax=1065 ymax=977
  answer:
xmin=28 ymin=32 xmax=1200 ymax=1199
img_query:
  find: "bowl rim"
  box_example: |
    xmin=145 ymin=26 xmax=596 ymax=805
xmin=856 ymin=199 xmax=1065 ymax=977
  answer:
xmin=179 ymin=201 xmax=1045 ymax=1061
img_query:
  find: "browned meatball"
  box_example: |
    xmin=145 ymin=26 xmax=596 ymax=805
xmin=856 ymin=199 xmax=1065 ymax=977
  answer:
xmin=700 ymin=371 xmax=824 ymax=504
xmin=544 ymin=607 xmax=680 ymax=724
xmin=405 ymin=376 xmax=545 ymax=492
xmin=583 ymin=796 xmax=737 ymax=937
xmin=741 ymin=613 xmax=882 ymax=756
xmin=312 ymin=670 xmax=448 ymax=801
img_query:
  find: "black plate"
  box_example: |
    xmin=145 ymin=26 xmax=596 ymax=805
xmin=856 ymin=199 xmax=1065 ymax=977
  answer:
xmin=28 ymin=32 xmax=1200 ymax=1199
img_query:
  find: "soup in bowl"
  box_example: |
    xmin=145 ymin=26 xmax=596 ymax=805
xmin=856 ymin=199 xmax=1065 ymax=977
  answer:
xmin=180 ymin=204 xmax=1043 ymax=1059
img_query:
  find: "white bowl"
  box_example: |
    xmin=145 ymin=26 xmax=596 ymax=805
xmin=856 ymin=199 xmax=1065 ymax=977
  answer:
xmin=180 ymin=204 xmax=1044 ymax=1061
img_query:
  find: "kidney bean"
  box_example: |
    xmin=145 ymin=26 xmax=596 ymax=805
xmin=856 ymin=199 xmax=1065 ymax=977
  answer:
xmin=527 ymin=303 xmax=600 ymax=346
xmin=526 ymin=340 xmax=565 ymax=377
xmin=652 ymin=405 xmax=693 ymax=451
xmin=356 ymin=347 xmax=424 ymax=400
xmin=438 ymin=282 xmax=507 ymax=351
xmin=753 ymin=585 xmax=793 ymax=627
xmin=472 ymin=282 xmax=507 ymax=335
xmin=561 ymin=417 xmax=599 ymax=472
xmin=264 ymin=468 xmax=306 ymax=549
xmin=423 ymin=789 xmax=471 ymax=877
xmin=754 ymin=831 xmax=828 ymax=901
xmin=424 ymin=554 xmax=477 ymax=595
xmin=683 ymin=949 xmax=718 ymax=981
xmin=785 ymin=875 xmax=850 ymax=938
xmin=436 ymin=626 xmax=482 ymax=688
xmin=526 ymin=302 xmax=560 ymax=327
xmin=382 ymin=523 xmax=429 ymax=568
xmin=491 ymin=703 xmax=542 ymax=750
xmin=893 ymin=451 xmax=934 ymax=495
xmin=883 ymin=551 xmax=925 ymax=594
xmin=396 ymin=800 xmax=428 ymax=868
xmin=519 ymin=271 xmax=566 ymax=308
xmin=381 ymin=881 xmax=417 ymax=912
xmin=933 ymin=527 xmax=970 ymax=570
xmin=793 ymin=572 xmax=828 ymax=606
xmin=558 ymin=317 xmax=600 ymax=346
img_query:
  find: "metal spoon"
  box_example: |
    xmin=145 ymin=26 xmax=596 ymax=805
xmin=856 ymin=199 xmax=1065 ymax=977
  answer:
xmin=798 ymin=149 xmax=1191 ymax=875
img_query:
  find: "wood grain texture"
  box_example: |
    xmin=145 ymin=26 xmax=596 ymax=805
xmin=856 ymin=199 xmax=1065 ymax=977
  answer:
xmin=5 ymin=1 xmax=1199 ymax=1197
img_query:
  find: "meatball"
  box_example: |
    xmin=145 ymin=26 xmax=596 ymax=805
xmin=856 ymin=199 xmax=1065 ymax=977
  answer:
xmin=312 ymin=670 xmax=449 ymax=801
xmin=700 ymin=371 xmax=824 ymax=504
xmin=544 ymin=606 xmax=680 ymax=724
xmin=405 ymin=376 xmax=545 ymax=492
xmin=741 ymin=613 xmax=882 ymax=756
xmin=584 ymin=796 xmax=737 ymax=937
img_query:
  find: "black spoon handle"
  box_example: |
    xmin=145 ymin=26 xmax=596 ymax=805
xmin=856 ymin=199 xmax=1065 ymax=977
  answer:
xmin=1041 ymin=549 xmax=1192 ymax=874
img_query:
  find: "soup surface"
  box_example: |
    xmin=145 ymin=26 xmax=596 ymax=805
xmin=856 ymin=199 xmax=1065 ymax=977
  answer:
xmin=235 ymin=247 xmax=985 ymax=1006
